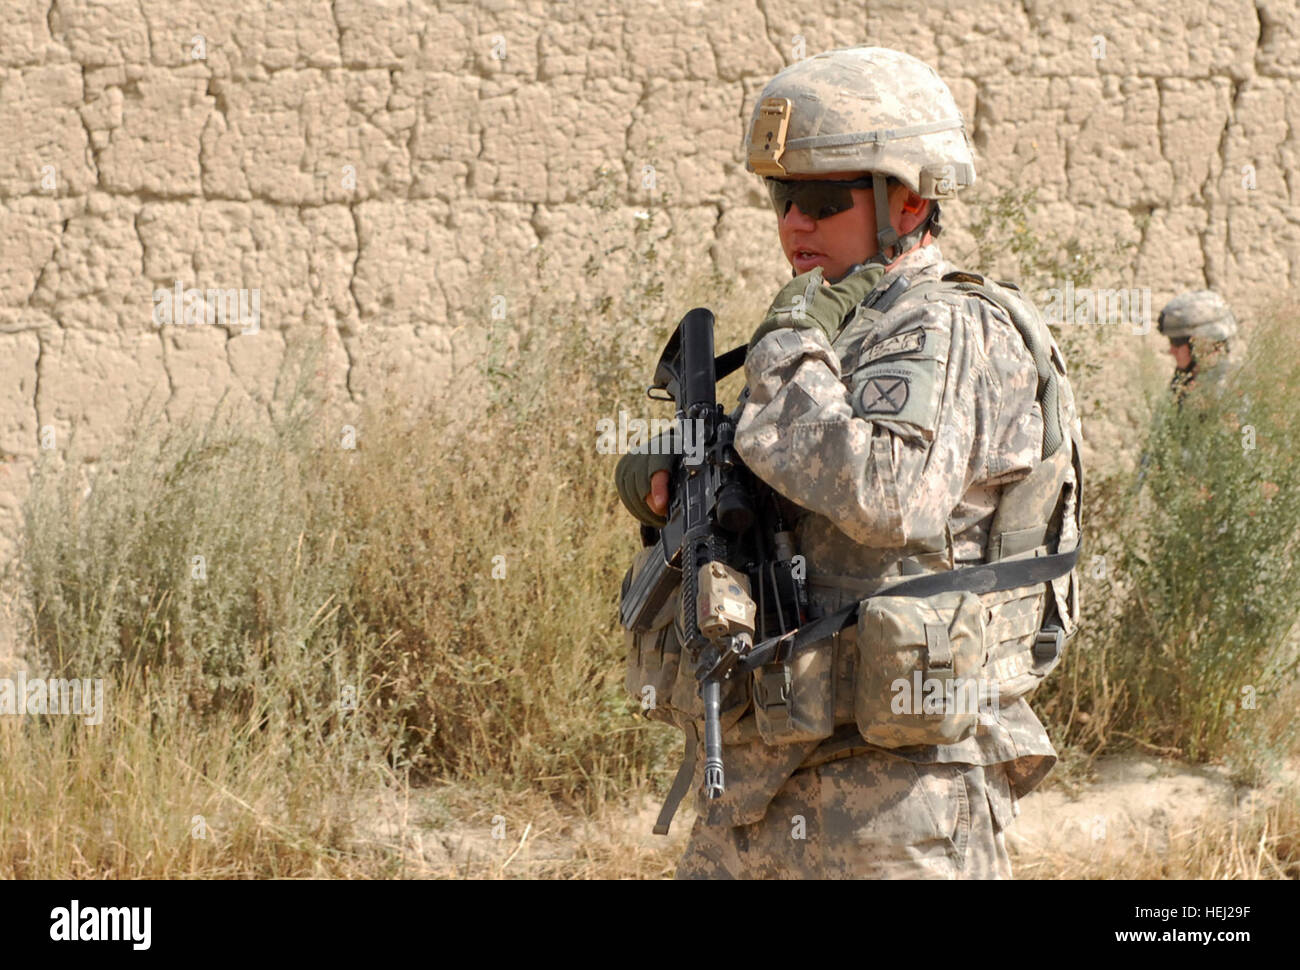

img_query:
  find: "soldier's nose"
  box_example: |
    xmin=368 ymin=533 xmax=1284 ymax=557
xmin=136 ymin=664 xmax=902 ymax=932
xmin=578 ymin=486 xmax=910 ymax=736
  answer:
xmin=782 ymin=204 xmax=816 ymax=228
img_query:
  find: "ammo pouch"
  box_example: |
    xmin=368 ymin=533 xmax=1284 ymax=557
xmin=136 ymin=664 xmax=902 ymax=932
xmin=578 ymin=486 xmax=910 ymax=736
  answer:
xmin=752 ymin=640 xmax=836 ymax=745
xmin=853 ymin=590 xmax=988 ymax=748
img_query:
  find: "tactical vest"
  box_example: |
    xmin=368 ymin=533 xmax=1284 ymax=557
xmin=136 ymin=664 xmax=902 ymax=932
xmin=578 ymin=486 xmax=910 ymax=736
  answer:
xmin=913 ymin=270 xmax=1080 ymax=651
xmin=818 ymin=269 xmax=1083 ymax=696
xmin=745 ymin=269 xmax=1083 ymax=768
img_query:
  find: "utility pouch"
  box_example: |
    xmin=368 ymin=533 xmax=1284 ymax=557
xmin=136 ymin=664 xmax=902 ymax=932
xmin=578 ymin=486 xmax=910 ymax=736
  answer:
xmin=854 ymin=590 xmax=989 ymax=748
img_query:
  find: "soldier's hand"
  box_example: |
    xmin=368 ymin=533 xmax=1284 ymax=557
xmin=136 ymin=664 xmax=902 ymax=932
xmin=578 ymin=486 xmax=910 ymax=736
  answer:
xmin=614 ymin=438 xmax=677 ymax=528
xmin=648 ymin=469 xmax=669 ymax=516
xmin=749 ymin=262 xmax=885 ymax=350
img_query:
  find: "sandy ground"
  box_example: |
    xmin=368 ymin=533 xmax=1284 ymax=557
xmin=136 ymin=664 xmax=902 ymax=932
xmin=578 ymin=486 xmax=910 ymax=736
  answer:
xmin=352 ymin=751 xmax=1293 ymax=878
xmin=1006 ymin=754 xmax=1273 ymax=874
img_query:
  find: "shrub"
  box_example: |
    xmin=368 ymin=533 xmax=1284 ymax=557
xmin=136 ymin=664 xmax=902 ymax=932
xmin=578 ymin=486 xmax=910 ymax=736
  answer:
xmin=1041 ymin=308 xmax=1300 ymax=778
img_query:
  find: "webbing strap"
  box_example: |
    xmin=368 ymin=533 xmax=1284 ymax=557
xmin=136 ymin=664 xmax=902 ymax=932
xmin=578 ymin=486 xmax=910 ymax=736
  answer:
xmin=736 ymin=544 xmax=1080 ymax=674
xmin=925 ymin=623 xmax=953 ymax=669
xmin=652 ymin=727 xmax=698 ymax=836
xmin=715 ymin=343 xmax=748 ymax=381
xmin=873 ymin=172 xmax=899 ymax=257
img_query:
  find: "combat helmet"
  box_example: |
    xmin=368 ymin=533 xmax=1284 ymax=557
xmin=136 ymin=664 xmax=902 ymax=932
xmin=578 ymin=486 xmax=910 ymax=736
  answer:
xmin=743 ymin=47 xmax=976 ymax=261
xmin=1157 ymin=290 xmax=1238 ymax=343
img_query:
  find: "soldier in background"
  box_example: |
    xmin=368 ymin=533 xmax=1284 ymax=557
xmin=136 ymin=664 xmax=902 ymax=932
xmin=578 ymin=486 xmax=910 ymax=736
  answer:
xmin=616 ymin=47 xmax=1082 ymax=879
xmin=1157 ymin=290 xmax=1239 ymax=397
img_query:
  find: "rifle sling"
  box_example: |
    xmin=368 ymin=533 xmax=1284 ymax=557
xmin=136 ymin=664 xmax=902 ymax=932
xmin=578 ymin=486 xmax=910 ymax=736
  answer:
xmin=652 ymin=727 xmax=698 ymax=836
xmin=715 ymin=344 xmax=748 ymax=381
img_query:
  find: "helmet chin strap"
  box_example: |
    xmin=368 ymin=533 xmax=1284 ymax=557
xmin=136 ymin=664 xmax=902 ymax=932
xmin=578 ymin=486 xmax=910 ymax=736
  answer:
xmin=872 ymin=172 xmax=900 ymax=261
xmin=869 ymin=173 xmax=942 ymax=266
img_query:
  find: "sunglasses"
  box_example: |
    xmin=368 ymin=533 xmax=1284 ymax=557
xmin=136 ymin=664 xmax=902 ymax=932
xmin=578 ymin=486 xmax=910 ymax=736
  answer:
xmin=1168 ymin=336 xmax=1191 ymax=348
xmin=765 ymin=176 xmax=875 ymax=221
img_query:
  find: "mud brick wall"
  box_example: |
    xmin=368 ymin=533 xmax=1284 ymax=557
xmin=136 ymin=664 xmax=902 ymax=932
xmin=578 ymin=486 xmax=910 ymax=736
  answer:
xmin=3 ymin=0 xmax=1299 ymax=563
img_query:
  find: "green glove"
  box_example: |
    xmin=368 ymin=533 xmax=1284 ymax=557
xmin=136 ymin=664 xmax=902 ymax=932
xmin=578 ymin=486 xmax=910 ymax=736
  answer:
xmin=749 ymin=262 xmax=886 ymax=350
xmin=614 ymin=428 xmax=679 ymax=528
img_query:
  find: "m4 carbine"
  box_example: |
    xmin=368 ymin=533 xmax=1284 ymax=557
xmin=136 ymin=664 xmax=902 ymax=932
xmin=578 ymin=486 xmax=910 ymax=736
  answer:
xmin=620 ymin=308 xmax=806 ymax=804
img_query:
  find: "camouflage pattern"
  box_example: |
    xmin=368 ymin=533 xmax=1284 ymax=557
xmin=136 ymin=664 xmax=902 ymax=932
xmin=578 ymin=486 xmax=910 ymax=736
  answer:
xmin=676 ymin=751 xmax=1016 ymax=879
xmin=1157 ymin=290 xmax=1238 ymax=342
xmin=735 ymin=243 xmax=1043 ymax=558
xmin=743 ymin=47 xmax=976 ymax=198
xmin=665 ymin=242 xmax=1072 ymax=877
xmin=622 ymin=546 xmax=684 ymax=728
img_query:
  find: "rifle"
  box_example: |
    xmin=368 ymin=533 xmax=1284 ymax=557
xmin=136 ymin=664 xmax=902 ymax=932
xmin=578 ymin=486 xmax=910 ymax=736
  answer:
xmin=620 ymin=307 xmax=807 ymax=805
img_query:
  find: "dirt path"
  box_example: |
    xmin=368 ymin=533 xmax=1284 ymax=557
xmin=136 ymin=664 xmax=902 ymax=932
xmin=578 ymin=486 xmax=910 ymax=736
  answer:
xmin=1008 ymin=754 xmax=1277 ymax=876
xmin=352 ymin=752 xmax=1295 ymax=878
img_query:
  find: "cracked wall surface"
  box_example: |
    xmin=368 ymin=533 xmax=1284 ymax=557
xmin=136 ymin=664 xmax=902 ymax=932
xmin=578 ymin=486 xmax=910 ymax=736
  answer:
xmin=3 ymin=0 xmax=1300 ymax=562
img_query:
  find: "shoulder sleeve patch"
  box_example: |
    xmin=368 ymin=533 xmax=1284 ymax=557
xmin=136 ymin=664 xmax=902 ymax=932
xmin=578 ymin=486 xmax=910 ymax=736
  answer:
xmin=850 ymin=356 xmax=945 ymax=439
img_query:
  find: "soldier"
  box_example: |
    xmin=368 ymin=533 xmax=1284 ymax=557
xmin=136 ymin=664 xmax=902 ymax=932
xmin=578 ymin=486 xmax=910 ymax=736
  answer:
xmin=616 ymin=47 xmax=1082 ymax=879
xmin=1157 ymin=290 xmax=1239 ymax=397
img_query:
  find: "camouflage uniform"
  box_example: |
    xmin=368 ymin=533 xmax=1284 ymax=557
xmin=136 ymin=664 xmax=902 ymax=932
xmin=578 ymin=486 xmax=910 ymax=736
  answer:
xmin=673 ymin=242 xmax=1071 ymax=879
xmin=618 ymin=48 xmax=1082 ymax=880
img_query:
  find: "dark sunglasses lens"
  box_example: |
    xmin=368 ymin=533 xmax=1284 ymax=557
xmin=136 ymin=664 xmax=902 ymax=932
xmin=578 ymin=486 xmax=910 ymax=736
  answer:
xmin=807 ymin=184 xmax=855 ymax=220
xmin=1169 ymin=336 xmax=1190 ymax=347
xmin=766 ymin=179 xmax=799 ymax=217
xmin=766 ymin=180 xmax=856 ymax=220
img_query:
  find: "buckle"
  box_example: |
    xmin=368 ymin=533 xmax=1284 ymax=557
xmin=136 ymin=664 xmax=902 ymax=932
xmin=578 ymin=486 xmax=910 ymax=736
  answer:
xmin=1033 ymin=625 xmax=1065 ymax=664
xmin=756 ymin=664 xmax=792 ymax=710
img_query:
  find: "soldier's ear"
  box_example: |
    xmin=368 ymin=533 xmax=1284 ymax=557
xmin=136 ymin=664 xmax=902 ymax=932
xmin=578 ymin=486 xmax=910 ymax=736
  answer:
xmin=898 ymin=189 xmax=930 ymax=234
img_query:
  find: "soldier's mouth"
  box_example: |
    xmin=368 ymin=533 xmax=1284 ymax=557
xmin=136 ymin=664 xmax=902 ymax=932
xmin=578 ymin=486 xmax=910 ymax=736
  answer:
xmin=792 ymin=250 xmax=826 ymax=270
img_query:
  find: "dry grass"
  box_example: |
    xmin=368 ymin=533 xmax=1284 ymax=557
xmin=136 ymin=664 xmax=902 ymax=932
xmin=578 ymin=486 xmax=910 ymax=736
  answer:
xmin=0 ymin=200 xmax=760 ymax=877
xmin=1038 ymin=307 xmax=1300 ymax=783
xmin=1011 ymin=783 xmax=1300 ymax=880
xmin=0 ymin=669 xmax=404 ymax=878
